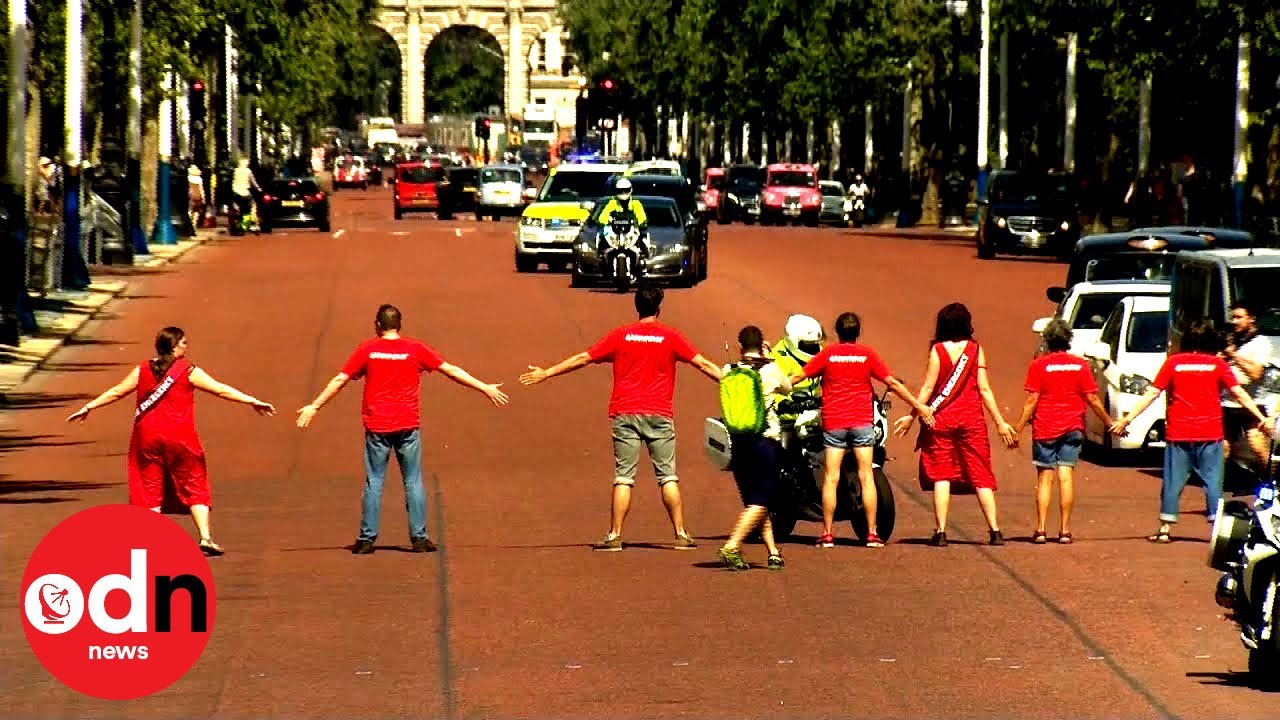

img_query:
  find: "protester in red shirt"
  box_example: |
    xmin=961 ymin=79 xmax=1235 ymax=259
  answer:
xmin=1013 ymin=319 xmax=1115 ymax=544
xmin=1113 ymin=319 xmax=1274 ymax=543
xmin=68 ymin=326 xmax=276 ymax=556
xmin=297 ymin=305 xmax=508 ymax=555
xmin=791 ymin=312 xmax=935 ymax=549
xmin=521 ymin=285 xmax=721 ymax=551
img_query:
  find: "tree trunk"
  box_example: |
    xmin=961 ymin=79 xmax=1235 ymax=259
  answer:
xmin=141 ymin=112 xmax=158 ymax=233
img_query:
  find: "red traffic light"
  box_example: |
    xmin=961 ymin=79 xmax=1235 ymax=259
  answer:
xmin=192 ymin=79 xmax=205 ymax=91
xmin=602 ymin=79 xmax=614 ymax=90
xmin=483 ymin=118 xmax=491 ymax=127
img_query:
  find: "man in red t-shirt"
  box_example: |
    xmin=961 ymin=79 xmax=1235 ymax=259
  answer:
xmin=1113 ymin=319 xmax=1273 ymax=542
xmin=790 ymin=312 xmax=935 ymax=549
xmin=521 ymin=285 xmax=721 ymax=551
xmin=1013 ymin=319 xmax=1115 ymax=544
xmin=297 ymin=304 xmax=509 ymax=555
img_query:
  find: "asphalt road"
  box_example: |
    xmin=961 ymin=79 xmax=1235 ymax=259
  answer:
xmin=0 ymin=186 xmax=1268 ymax=718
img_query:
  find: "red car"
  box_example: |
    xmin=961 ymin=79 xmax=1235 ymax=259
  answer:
xmin=393 ymin=162 xmax=445 ymax=219
xmin=700 ymin=167 xmax=725 ymax=213
xmin=334 ymin=156 xmax=368 ymax=190
xmin=760 ymin=163 xmax=821 ymax=226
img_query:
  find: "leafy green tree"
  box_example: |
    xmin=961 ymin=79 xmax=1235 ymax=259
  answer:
xmin=423 ymin=26 xmax=504 ymax=114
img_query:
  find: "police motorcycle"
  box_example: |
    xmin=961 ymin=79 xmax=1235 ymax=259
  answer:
xmin=1208 ymin=437 xmax=1280 ymax=690
xmin=702 ymin=316 xmax=896 ymax=542
xmin=599 ymin=214 xmax=648 ymax=293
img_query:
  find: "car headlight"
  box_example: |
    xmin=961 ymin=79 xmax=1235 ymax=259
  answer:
xmin=521 ymin=216 xmax=545 ymax=228
xmin=727 ymin=192 xmax=738 ymax=202
xmin=1119 ymin=374 xmax=1152 ymax=395
xmin=1060 ymin=220 xmax=1071 ymax=231
xmin=670 ymin=243 xmax=685 ymax=252
xmin=995 ymin=217 xmax=1007 ymax=228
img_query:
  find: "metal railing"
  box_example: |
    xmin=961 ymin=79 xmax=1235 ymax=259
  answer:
xmin=82 ymin=191 xmax=125 ymax=265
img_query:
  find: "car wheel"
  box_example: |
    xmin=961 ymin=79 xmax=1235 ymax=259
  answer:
xmin=260 ymin=222 xmax=273 ymax=234
xmin=394 ymin=208 xmax=403 ymax=220
xmin=438 ymin=210 xmax=453 ymax=221
xmin=361 ymin=182 xmax=368 ymax=191
xmin=490 ymin=213 xmax=500 ymax=222
xmin=515 ymin=254 xmax=538 ymax=273
xmin=716 ymin=215 xmax=729 ymax=225
xmin=475 ymin=211 xmax=485 ymax=222
xmin=700 ymin=246 xmax=709 ymax=281
xmin=570 ymin=271 xmax=588 ymax=288
xmin=977 ymin=229 xmax=996 ymax=259
xmin=318 ymin=221 xmax=330 ymax=233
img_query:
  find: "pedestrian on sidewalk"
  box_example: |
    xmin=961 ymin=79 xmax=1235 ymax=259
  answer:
xmin=791 ymin=312 xmax=935 ymax=549
xmin=1012 ymin=319 xmax=1115 ymax=544
xmin=297 ymin=304 xmax=509 ymax=555
xmin=520 ymin=285 xmax=722 ymax=551
xmin=1111 ymin=318 xmax=1274 ymax=542
xmin=894 ymin=303 xmax=1017 ymax=547
xmin=188 ymin=165 xmax=206 ymax=230
xmin=716 ymin=325 xmax=792 ymax=570
xmin=67 ymin=327 xmax=276 ymax=556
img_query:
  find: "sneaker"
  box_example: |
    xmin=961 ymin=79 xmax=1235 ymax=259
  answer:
xmin=352 ymin=539 xmax=375 ymax=555
xmin=767 ymin=554 xmax=785 ymax=571
xmin=673 ymin=533 xmax=698 ymax=550
xmin=864 ymin=533 xmax=884 ymax=548
xmin=815 ymin=532 xmax=835 ymax=548
xmin=411 ymin=538 xmax=438 ymax=553
xmin=593 ymin=533 xmax=623 ymax=552
xmin=929 ymin=531 xmax=948 ymax=547
xmin=717 ymin=546 xmax=749 ymax=570
xmin=989 ymin=530 xmax=1005 ymax=546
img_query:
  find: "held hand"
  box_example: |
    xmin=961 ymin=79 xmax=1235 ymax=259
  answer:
xmin=1262 ymin=416 xmax=1277 ymax=438
xmin=296 ymin=405 xmax=318 ymax=428
xmin=1109 ymin=419 xmax=1130 ymax=437
xmin=66 ymin=405 xmax=91 ymax=423
xmin=519 ymin=366 xmax=548 ymax=386
xmin=916 ymin=406 xmax=936 ymax=428
xmin=252 ymin=400 xmax=276 ymax=417
xmin=998 ymin=422 xmax=1018 ymax=449
xmin=892 ymin=415 xmax=915 ymax=438
xmin=483 ymin=383 xmax=510 ymax=406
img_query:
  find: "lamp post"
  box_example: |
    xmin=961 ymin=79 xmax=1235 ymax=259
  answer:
xmin=3 ymin=0 xmax=33 ymax=343
xmin=62 ymin=0 xmax=91 ymax=289
xmin=150 ymin=65 xmax=177 ymax=245
xmin=944 ymin=0 xmax=968 ymax=169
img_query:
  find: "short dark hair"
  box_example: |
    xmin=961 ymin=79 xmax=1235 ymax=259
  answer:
xmin=834 ymin=312 xmax=861 ymax=342
xmin=933 ymin=302 xmax=975 ymax=344
xmin=1181 ymin=318 xmax=1221 ymax=353
xmin=634 ymin=285 xmax=663 ymax=318
xmin=1042 ymin=318 xmax=1073 ymax=352
xmin=737 ymin=325 xmax=764 ymax=352
xmin=376 ymin=304 xmax=402 ymax=331
xmin=1230 ymin=301 xmax=1258 ymax=320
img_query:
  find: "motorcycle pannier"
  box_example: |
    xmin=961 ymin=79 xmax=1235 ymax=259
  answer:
xmin=703 ymin=417 xmax=733 ymax=470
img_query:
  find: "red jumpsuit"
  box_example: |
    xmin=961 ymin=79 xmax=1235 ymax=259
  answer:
xmin=128 ymin=359 xmax=212 ymax=510
xmin=917 ymin=342 xmax=997 ymax=492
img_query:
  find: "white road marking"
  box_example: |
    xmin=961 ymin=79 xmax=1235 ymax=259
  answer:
xmin=1087 ymin=656 xmax=1105 ymax=661
xmin=392 ymin=231 xmax=409 ymax=236
xmin=878 ymin=657 xmax=897 ymax=663
xmin=333 ymin=229 xmax=345 ymax=238
xmin=1195 ymin=654 xmax=1211 ymax=659
xmin=565 ymin=664 xmax=582 ymax=669
xmin=776 ymin=659 xmax=794 ymax=665
xmin=355 ymin=670 xmax=372 ymax=676
xmin=455 ymin=228 xmax=462 ymax=237
xmin=672 ymin=661 xmax=689 ymax=667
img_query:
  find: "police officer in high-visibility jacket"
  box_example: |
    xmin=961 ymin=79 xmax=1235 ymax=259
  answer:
xmin=597 ymin=178 xmax=648 ymax=229
xmin=770 ymin=314 xmax=825 ymax=426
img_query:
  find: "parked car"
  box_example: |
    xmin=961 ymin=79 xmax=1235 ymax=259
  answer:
xmin=436 ymin=166 xmax=479 ymax=220
xmin=516 ymin=162 xmax=627 ymax=272
xmin=717 ymin=164 xmax=765 ymax=224
xmin=1054 ymin=227 xmax=1258 ymax=297
xmin=333 ymin=155 xmax=368 ymax=190
xmin=976 ymin=170 xmax=1079 ymax=259
xmin=475 ymin=164 xmax=528 ymax=220
xmin=393 ymin=162 xmax=445 ymax=219
xmin=1081 ymin=295 xmax=1170 ymax=454
xmin=571 ymin=196 xmax=705 ymax=288
xmin=259 ymin=177 xmax=330 ymax=233
xmin=1031 ymin=279 xmax=1170 ymax=357
xmin=760 ymin=163 xmax=821 ymax=227
xmin=819 ymin=181 xmax=850 ymax=226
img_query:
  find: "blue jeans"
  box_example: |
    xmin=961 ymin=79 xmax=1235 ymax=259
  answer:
xmin=360 ymin=429 xmax=427 ymax=542
xmin=1160 ymin=440 xmax=1224 ymax=524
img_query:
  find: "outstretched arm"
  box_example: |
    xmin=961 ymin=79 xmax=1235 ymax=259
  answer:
xmin=883 ymin=376 xmax=934 ymax=426
xmin=521 ymin=351 xmax=593 ymax=385
xmin=67 ymin=366 xmax=141 ymax=422
xmin=189 ymin=368 xmax=275 ymax=415
xmin=297 ymin=372 xmax=350 ymax=428
xmin=689 ymin=354 xmax=722 ymax=381
xmin=438 ymin=363 xmax=509 ymax=406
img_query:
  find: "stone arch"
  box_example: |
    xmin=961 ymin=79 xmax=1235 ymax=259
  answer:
xmin=422 ymin=25 xmax=505 ymax=115
xmin=361 ymin=25 xmax=403 ymax=121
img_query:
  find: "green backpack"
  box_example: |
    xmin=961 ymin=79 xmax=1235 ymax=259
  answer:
xmin=719 ymin=363 xmax=767 ymax=434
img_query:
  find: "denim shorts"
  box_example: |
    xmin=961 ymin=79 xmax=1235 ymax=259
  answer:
xmin=1032 ymin=430 xmax=1084 ymax=468
xmin=823 ymin=425 xmax=877 ymax=450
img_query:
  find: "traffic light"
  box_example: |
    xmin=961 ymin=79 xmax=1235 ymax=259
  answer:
xmin=190 ymin=79 xmax=206 ymax=125
xmin=474 ymin=116 xmax=491 ymax=140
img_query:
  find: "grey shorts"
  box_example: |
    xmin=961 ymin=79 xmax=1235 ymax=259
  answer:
xmin=611 ymin=414 xmax=678 ymax=486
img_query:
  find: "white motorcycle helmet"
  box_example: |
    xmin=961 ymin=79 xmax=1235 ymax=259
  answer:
xmin=615 ymin=177 xmax=633 ymax=203
xmin=784 ymin=314 xmax=824 ymax=362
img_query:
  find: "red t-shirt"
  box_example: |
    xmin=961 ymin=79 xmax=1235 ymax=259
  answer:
xmin=801 ymin=342 xmax=892 ymax=430
xmin=1024 ymin=351 xmax=1098 ymax=440
xmin=1152 ymin=352 xmax=1239 ymax=442
xmin=587 ymin=321 xmax=699 ymax=417
xmin=340 ymin=337 xmax=445 ymax=432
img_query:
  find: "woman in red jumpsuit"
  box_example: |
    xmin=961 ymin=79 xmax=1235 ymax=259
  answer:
xmin=68 ymin=327 xmax=275 ymax=555
xmin=893 ymin=304 xmax=1017 ymax=546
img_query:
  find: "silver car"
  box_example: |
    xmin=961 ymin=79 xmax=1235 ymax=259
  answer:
xmin=819 ymin=181 xmax=849 ymax=226
xmin=476 ymin=164 xmax=528 ymax=221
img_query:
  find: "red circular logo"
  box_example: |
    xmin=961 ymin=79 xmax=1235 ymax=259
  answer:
xmin=20 ymin=505 xmax=217 ymax=700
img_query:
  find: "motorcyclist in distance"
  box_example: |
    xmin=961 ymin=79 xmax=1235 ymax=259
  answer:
xmin=771 ymin=314 xmax=825 ymax=427
xmin=848 ymin=173 xmax=870 ymax=201
xmin=598 ymin=178 xmax=649 ymax=231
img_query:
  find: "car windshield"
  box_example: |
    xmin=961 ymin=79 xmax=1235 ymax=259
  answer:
xmin=768 ymin=171 xmax=815 ymax=187
xmin=636 ymin=166 xmax=679 ymax=176
xmin=399 ymin=166 xmax=443 ymax=183
xmin=989 ymin=174 xmax=1073 ymax=203
xmin=448 ymin=170 xmax=478 ymax=185
xmin=525 ymin=120 xmax=555 ymax=134
xmin=269 ymin=180 xmax=319 ymax=194
xmin=481 ymin=168 xmax=521 ymax=184
xmin=1072 ymin=293 xmax=1165 ymax=330
xmin=707 ymin=175 xmax=726 ymax=190
xmin=540 ymin=171 xmax=614 ymax=201
xmin=1079 ymin=254 xmax=1177 ymax=283
xmin=727 ymin=167 xmax=765 ymax=185
xmin=1231 ymin=267 xmax=1280 ymax=335
xmin=1126 ymin=311 xmax=1169 ymax=353
xmin=589 ymin=199 xmax=681 ymax=228
xmin=820 ymin=183 xmax=844 ymax=197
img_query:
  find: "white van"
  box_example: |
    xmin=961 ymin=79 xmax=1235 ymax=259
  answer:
xmin=1169 ymin=249 xmax=1280 ymax=351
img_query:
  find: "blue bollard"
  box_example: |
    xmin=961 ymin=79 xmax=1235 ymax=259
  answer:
xmin=61 ymin=167 xmax=91 ymax=290
xmin=151 ymin=160 xmax=177 ymax=245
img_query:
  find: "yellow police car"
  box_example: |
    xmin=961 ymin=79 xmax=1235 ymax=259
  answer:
xmin=516 ymin=162 xmax=626 ymax=272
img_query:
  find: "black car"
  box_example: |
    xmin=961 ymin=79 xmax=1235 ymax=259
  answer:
xmin=622 ymin=174 xmax=708 ymax=251
xmin=259 ymin=178 xmax=330 ymax=233
xmin=436 ymin=167 xmax=479 ymax=220
xmin=976 ymin=170 xmax=1079 ymax=259
xmin=717 ymin=164 xmax=765 ymax=224
xmin=571 ymin=196 xmax=706 ymax=287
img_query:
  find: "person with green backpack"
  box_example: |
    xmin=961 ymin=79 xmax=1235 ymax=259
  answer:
xmin=716 ymin=325 xmax=794 ymax=570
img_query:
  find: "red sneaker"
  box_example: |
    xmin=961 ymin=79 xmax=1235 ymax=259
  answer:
xmin=865 ymin=533 xmax=884 ymax=548
xmin=815 ymin=532 xmax=835 ymax=548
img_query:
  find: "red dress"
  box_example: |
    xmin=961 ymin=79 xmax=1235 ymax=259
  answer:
xmin=917 ymin=342 xmax=997 ymax=491
xmin=128 ymin=359 xmax=212 ymax=510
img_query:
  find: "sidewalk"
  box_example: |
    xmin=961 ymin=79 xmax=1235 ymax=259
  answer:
xmin=0 ymin=227 xmax=222 ymax=396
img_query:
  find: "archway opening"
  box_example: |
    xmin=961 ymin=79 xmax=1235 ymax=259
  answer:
xmin=424 ymin=26 xmax=504 ymax=114
xmin=335 ymin=26 xmax=402 ymax=128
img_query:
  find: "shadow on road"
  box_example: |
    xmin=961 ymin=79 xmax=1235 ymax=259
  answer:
xmin=0 ymin=391 xmax=91 ymax=410
xmin=40 ymin=361 xmax=134 ymax=373
xmin=0 ymin=433 xmax=92 ymax=454
xmin=0 ymin=476 xmax=119 ymax=504
xmin=1187 ymin=670 xmax=1279 ymax=692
